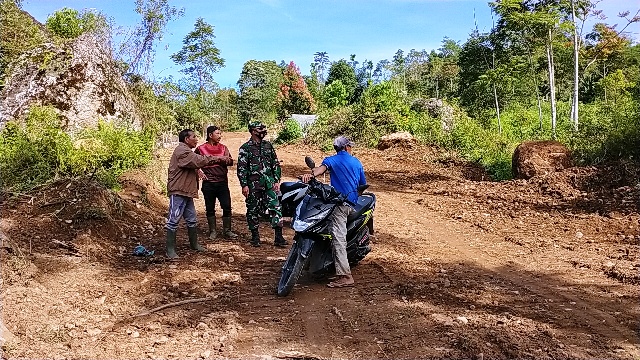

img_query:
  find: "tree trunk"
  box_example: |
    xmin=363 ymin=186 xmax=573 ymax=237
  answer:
xmin=493 ymin=84 xmax=502 ymax=134
xmin=547 ymin=30 xmax=557 ymax=139
xmin=526 ymin=47 xmax=543 ymax=132
xmin=570 ymin=0 xmax=580 ymax=131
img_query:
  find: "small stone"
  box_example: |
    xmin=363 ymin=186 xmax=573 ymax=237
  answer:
xmin=202 ymin=350 xmax=211 ymax=359
xmin=154 ymin=336 xmax=169 ymax=344
xmin=443 ymin=279 xmax=451 ymax=287
xmin=228 ymin=256 xmax=234 ymax=263
xmin=87 ymin=328 xmax=102 ymax=336
xmin=575 ymin=231 xmax=584 ymax=239
xmin=429 ymin=283 xmax=437 ymax=289
xmin=65 ymin=323 xmax=75 ymax=329
xmin=131 ymin=331 xmax=140 ymax=338
xmin=456 ymin=316 xmax=469 ymax=324
xmin=196 ymin=322 xmax=209 ymax=331
xmin=65 ymin=220 xmax=73 ymax=224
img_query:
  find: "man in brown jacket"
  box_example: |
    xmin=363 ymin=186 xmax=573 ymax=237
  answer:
xmin=166 ymin=129 xmax=220 ymax=259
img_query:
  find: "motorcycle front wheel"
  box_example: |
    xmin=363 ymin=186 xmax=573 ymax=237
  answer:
xmin=277 ymin=237 xmax=311 ymax=296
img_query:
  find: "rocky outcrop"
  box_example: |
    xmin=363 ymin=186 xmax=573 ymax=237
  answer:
xmin=411 ymin=98 xmax=455 ymax=131
xmin=512 ymin=141 xmax=573 ymax=179
xmin=0 ymin=33 xmax=140 ymax=131
xmin=377 ymin=131 xmax=417 ymax=150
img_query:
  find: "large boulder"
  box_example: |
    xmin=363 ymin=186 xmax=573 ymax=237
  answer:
xmin=0 ymin=33 xmax=140 ymax=131
xmin=512 ymin=141 xmax=572 ymax=179
xmin=377 ymin=131 xmax=417 ymax=150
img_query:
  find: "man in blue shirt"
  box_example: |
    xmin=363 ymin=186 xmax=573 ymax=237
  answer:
xmin=301 ymin=136 xmax=367 ymax=288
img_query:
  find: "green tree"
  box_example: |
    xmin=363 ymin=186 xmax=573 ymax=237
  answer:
xmin=313 ymin=51 xmax=329 ymax=84
xmin=322 ymin=80 xmax=348 ymax=109
xmin=326 ymin=59 xmax=357 ymax=104
xmin=458 ymin=32 xmax=496 ymax=115
xmin=170 ymin=18 xmax=224 ymax=91
xmin=120 ymin=0 xmax=183 ymax=75
xmin=237 ymin=60 xmax=284 ymax=124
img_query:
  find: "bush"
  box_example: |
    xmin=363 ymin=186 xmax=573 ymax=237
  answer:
xmin=45 ymin=7 xmax=103 ymax=39
xmin=68 ymin=121 xmax=154 ymax=188
xmin=0 ymin=106 xmax=73 ymax=190
xmin=449 ymin=117 xmax=514 ymax=180
xmin=275 ymin=119 xmax=303 ymax=144
xmin=0 ymin=106 xmax=154 ymax=191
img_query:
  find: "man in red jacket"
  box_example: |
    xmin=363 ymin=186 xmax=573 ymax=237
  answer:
xmin=166 ymin=129 xmax=220 ymax=259
xmin=195 ymin=126 xmax=238 ymax=240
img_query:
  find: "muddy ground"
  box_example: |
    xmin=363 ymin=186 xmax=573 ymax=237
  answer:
xmin=1 ymin=132 xmax=639 ymax=360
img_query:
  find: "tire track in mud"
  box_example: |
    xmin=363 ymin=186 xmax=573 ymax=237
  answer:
xmin=220 ymin=132 xmax=639 ymax=358
xmin=228 ymin=233 xmax=401 ymax=359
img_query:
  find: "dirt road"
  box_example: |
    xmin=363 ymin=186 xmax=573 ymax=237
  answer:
xmin=1 ymin=132 xmax=638 ymax=359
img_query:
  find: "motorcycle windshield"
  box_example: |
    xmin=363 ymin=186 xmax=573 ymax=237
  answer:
xmin=292 ymin=195 xmax=335 ymax=232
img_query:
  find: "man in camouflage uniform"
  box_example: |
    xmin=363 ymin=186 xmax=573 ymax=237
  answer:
xmin=237 ymin=121 xmax=288 ymax=248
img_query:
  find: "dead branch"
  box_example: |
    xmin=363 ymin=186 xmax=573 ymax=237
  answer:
xmin=39 ymin=200 xmax=67 ymax=207
xmin=134 ymin=297 xmax=212 ymax=317
xmin=51 ymin=239 xmax=77 ymax=252
xmin=332 ymin=306 xmax=346 ymax=322
xmin=0 ymin=228 xmax=24 ymax=257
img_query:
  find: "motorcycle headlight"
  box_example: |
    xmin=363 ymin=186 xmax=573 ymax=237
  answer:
xmin=292 ymin=204 xmax=333 ymax=233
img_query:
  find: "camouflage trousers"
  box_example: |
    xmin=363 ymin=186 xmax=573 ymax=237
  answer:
xmin=246 ymin=188 xmax=282 ymax=230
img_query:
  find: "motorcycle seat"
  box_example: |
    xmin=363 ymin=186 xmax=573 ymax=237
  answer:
xmin=280 ymin=181 xmax=306 ymax=194
xmin=347 ymin=194 xmax=374 ymax=222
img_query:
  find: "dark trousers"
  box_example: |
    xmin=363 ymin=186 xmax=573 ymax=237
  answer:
xmin=201 ymin=181 xmax=232 ymax=218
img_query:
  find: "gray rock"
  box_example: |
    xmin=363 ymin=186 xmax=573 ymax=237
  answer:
xmin=1 ymin=33 xmax=140 ymax=131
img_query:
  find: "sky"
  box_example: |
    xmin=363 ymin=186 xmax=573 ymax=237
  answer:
xmin=21 ymin=0 xmax=640 ymax=89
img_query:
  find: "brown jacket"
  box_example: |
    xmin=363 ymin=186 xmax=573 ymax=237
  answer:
xmin=167 ymin=142 xmax=213 ymax=198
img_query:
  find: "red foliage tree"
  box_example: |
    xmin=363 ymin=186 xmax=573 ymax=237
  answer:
xmin=277 ymin=61 xmax=316 ymax=120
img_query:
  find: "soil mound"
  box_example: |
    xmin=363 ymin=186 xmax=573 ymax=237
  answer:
xmin=118 ymin=170 xmax=167 ymax=211
xmin=0 ymin=177 xmax=166 ymax=262
xmin=377 ymin=131 xmax=418 ymax=150
xmin=512 ymin=140 xmax=572 ymax=179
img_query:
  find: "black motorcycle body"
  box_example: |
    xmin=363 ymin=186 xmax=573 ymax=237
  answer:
xmin=276 ymin=173 xmax=375 ymax=297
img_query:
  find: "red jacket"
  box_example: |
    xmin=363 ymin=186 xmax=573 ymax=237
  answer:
xmin=195 ymin=142 xmax=233 ymax=183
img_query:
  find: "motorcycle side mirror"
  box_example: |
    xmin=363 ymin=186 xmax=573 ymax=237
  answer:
xmin=304 ymin=156 xmax=315 ymax=169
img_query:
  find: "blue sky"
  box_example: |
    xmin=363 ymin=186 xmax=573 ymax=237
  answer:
xmin=22 ymin=0 xmax=640 ymax=89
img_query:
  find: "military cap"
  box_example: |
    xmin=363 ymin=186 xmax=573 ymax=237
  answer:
xmin=248 ymin=121 xmax=266 ymax=130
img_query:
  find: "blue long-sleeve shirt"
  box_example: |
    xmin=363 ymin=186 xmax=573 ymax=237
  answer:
xmin=321 ymin=151 xmax=367 ymax=204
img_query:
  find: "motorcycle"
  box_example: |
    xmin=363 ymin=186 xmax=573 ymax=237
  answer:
xmin=276 ymin=156 xmax=376 ymax=297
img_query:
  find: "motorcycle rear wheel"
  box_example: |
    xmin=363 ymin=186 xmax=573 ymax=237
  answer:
xmin=277 ymin=238 xmax=310 ymax=296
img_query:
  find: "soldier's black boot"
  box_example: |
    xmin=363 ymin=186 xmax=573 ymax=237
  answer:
xmin=274 ymin=226 xmax=288 ymax=248
xmin=250 ymin=228 xmax=261 ymax=247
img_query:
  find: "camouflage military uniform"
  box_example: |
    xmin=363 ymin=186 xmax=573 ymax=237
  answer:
xmin=237 ymin=137 xmax=283 ymax=230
